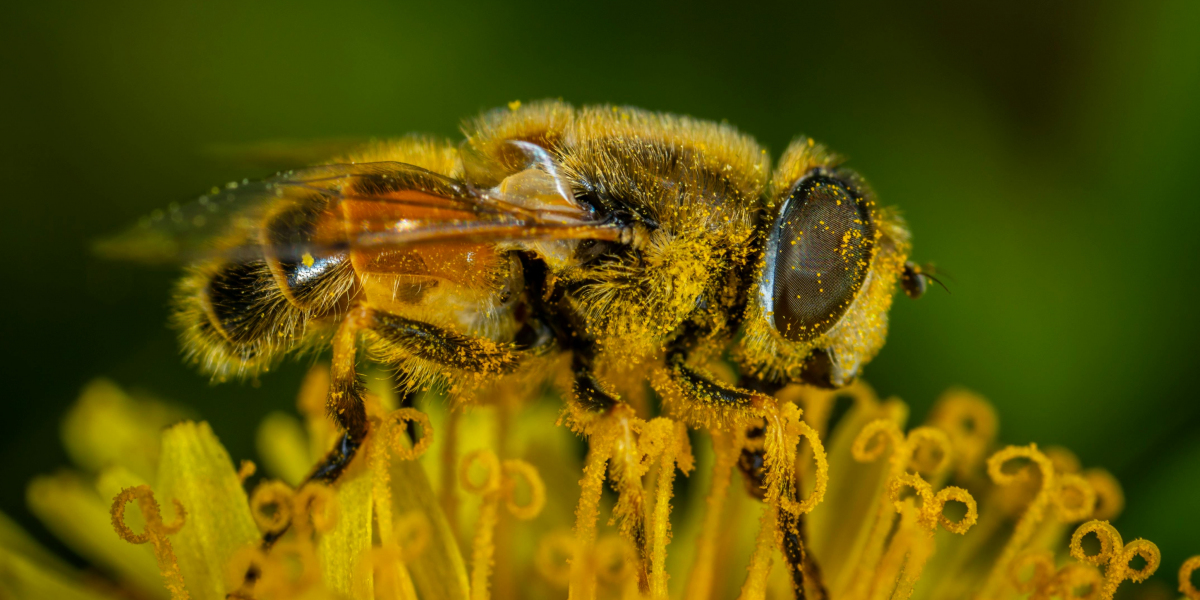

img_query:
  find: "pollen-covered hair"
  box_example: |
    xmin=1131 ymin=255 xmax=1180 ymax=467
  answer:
xmin=560 ymin=104 xmax=768 ymax=234
xmin=172 ymin=257 xmax=351 ymax=380
xmin=473 ymin=102 xmax=770 ymax=360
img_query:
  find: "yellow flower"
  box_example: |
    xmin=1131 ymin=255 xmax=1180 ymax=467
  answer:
xmin=1 ymin=372 xmax=1196 ymax=600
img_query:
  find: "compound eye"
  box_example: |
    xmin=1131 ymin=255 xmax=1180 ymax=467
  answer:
xmin=769 ymin=174 xmax=875 ymax=342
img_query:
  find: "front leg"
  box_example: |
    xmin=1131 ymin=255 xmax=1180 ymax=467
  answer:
xmin=658 ymin=347 xmax=827 ymax=600
xmin=570 ymin=353 xmax=620 ymax=414
xmin=654 ymin=349 xmax=765 ymax=429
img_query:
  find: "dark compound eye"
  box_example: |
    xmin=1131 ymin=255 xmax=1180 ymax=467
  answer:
xmin=767 ymin=174 xmax=875 ymax=342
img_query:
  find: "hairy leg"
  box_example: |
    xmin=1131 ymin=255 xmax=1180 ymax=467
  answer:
xmin=663 ymin=349 xmax=827 ymax=599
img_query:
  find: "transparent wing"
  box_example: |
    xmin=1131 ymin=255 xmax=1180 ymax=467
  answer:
xmin=201 ymin=136 xmax=371 ymax=171
xmin=97 ymin=153 xmax=621 ymax=264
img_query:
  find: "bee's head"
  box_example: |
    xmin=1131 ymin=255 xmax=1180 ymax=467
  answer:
xmin=736 ymin=139 xmax=911 ymax=389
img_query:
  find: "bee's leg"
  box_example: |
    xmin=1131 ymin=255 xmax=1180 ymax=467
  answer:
xmin=369 ymin=311 xmax=522 ymax=373
xmin=736 ymin=425 xmax=827 ymax=600
xmin=664 ymin=352 xmax=760 ymax=409
xmin=250 ymin=310 xmax=371 ymax=586
xmin=391 ymin=369 xmax=421 ymax=442
xmin=736 ymin=377 xmax=828 ymax=600
xmin=570 ymin=353 xmax=621 ymax=413
xmin=312 ymin=309 xmax=522 ymax=461
xmin=307 ymin=309 xmax=372 ymax=485
xmin=662 ymin=349 xmax=827 ymax=600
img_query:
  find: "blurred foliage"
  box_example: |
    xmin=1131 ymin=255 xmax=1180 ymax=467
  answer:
xmin=1 ymin=0 xmax=1197 ymax=583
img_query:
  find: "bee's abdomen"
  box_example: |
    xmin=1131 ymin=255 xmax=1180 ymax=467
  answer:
xmin=204 ymin=260 xmax=278 ymax=345
xmin=172 ymin=199 xmax=355 ymax=378
xmin=171 ymin=258 xmax=297 ymax=377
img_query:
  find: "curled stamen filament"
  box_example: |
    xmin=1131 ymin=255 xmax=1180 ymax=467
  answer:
xmin=1010 ymin=551 xmax=1056 ymax=598
xmin=460 ymin=448 xmax=545 ymax=600
xmin=249 ymin=479 xmax=340 ymax=540
xmin=372 ymin=407 xmax=432 ymax=563
xmin=882 ymin=473 xmax=977 ymax=599
xmin=979 ymin=444 xmax=1057 ymax=599
xmin=1083 ymin=468 xmax=1124 ymax=521
xmin=927 ymin=388 xmax=998 ymax=478
xmin=249 ymin=480 xmax=294 ymax=537
xmin=787 ymin=418 xmax=829 ymax=514
xmin=292 ymin=483 xmax=338 ymax=536
xmin=231 ymin=540 xmax=319 ymax=599
xmin=111 ymin=485 xmax=189 ymax=600
xmin=1069 ymin=519 xmax=1161 ymax=600
xmin=535 ymin=531 xmax=578 ymax=590
xmin=394 ymin=511 xmax=432 ymax=562
xmin=904 ymin=427 xmax=953 ymax=481
xmin=386 ymin=408 xmax=434 ymax=461
xmin=1053 ymin=472 xmax=1098 ymax=523
xmin=1054 ymin=563 xmax=1105 ymax=600
xmin=849 ymin=419 xmax=956 ymax=600
xmin=1180 ymin=556 xmax=1200 ymax=600
xmin=462 ymin=449 xmax=502 ymax=600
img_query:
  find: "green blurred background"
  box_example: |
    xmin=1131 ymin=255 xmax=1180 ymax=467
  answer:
xmin=2 ymin=0 xmax=1198 ymax=587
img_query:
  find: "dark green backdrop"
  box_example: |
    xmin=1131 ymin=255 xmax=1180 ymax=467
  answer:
xmin=3 ymin=0 xmax=1197 ymax=585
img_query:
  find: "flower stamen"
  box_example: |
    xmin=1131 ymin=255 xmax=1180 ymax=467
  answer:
xmin=683 ymin=428 xmax=740 ymax=600
xmin=111 ymin=485 xmax=189 ymax=600
xmin=1180 ymin=555 xmax=1200 ymax=600
xmin=1069 ymin=519 xmax=1161 ymax=600
xmin=461 ymin=448 xmax=545 ymax=600
xmin=249 ymin=480 xmax=294 ymax=537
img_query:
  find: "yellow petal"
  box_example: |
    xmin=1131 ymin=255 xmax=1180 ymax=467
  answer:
xmin=256 ymin=411 xmax=312 ymax=486
xmin=0 ymin=510 xmax=73 ymax=578
xmin=62 ymin=379 xmax=187 ymax=481
xmin=95 ymin=466 xmax=150 ymax=506
xmin=391 ymin=451 xmax=470 ymax=600
xmin=155 ymin=421 xmax=258 ymax=600
xmin=0 ymin=544 xmax=124 ymax=600
xmin=26 ymin=472 xmax=167 ymax=598
xmin=317 ymin=463 xmax=373 ymax=597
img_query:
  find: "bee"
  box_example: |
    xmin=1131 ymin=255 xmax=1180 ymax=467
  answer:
xmin=105 ymin=100 xmax=921 ymax=489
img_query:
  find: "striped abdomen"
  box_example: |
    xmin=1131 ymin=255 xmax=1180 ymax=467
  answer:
xmin=173 ymin=194 xmax=356 ymax=378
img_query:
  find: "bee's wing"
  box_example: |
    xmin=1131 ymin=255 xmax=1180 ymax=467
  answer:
xmin=97 ymin=160 xmax=621 ymax=264
xmin=201 ymin=137 xmax=371 ymax=171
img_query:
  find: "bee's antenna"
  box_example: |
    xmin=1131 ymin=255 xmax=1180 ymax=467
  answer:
xmin=921 ymin=271 xmax=951 ymax=294
xmin=903 ymin=261 xmax=953 ymax=299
